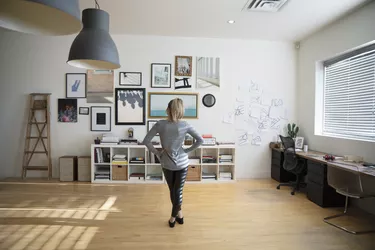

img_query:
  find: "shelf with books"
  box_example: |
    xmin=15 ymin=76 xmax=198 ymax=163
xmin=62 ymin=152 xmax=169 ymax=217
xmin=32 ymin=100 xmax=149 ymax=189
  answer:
xmin=219 ymin=165 xmax=235 ymax=181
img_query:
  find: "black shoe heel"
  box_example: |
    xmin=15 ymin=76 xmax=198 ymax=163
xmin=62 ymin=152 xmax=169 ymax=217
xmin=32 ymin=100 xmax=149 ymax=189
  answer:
xmin=176 ymin=217 xmax=184 ymax=224
xmin=169 ymin=220 xmax=176 ymax=228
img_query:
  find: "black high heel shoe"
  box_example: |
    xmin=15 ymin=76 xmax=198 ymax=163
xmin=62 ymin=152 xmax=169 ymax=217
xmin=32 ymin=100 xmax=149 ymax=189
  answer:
xmin=169 ymin=219 xmax=176 ymax=228
xmin=176 ymin=216 xmax=184 ymax=224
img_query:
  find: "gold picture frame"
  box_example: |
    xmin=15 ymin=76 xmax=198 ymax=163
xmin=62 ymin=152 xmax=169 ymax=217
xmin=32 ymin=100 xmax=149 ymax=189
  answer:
xmin=175 ymin=56 xmax=193 ymax=77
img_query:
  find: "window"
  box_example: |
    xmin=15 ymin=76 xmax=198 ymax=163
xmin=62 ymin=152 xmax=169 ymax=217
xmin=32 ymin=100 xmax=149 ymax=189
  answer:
xmin=322 ymin=44 xmax=375 ymax=142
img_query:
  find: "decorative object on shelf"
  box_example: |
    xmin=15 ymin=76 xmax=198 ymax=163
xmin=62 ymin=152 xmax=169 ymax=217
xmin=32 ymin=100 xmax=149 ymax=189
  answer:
xmin=323 ymin=155 xmax=336 ymax=161
xmin=151 ymin=63 xmax=171 ymax=88
xmin=115 ymin=88 xmax=146 ymax=125
xmin=184 ymin=135 xmax=193 ymax=145
xmin=147 ymin=120 xmax=159 ymax=136
xmin=175 ymin=56 xmax=192 ymax=77
xmin=175 ymin=77 xmax=192 ymax=90
xmin=86 ymin=69 xmax=114 ymax=103
xmin=295 ymin=136 xmax=304 ymax=149
xmin=202 ymin=137 xmax=217 ymax=146
xmin=196 ymin=57 xmax=220 ymax=90
xmin=66 ymin=73 xmax=86 ymax=98
xmin=128 ymin=128 xmax=134 ymax=138
xmin=67 ymin=1 xmax=120 ymax=70
xmin=287 ymin=123 xmax=299 ymax=138
xmin=202 ymin=94 xmax=216 ymax=107
xmin=58 ymin=98 xmax=77 ymax=123
xmin=148 ymin=92 xmax=198 ymax=119
xmin=0 ymin=0 xmax=81 ymax=36
xmin=79 ymin=107 xmax=89 ymax=115
xmin=91 ymin=106 xmax=111 ymax=131
xmin=119 ymin=72 xmax=142 ymax=86
xmin=94 ymin=137 xmax=101 ymax=144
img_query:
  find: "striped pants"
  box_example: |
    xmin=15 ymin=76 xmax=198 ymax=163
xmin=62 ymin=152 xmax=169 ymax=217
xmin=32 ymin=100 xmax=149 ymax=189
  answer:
xmin=162 ymin=167 xmax=188 ymax=217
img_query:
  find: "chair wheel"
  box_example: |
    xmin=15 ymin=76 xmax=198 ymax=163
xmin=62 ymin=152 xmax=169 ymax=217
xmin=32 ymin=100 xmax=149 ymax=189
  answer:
xmin=291 ymin=191 xmax=295 ymax=195
xmin=277 ymin=186 xmax=280 ymax=190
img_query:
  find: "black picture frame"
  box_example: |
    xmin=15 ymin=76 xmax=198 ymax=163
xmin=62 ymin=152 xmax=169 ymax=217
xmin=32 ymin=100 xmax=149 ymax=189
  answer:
xmin=90 ymin=106 xmax=111 ymax=131
xmin=202 ymin=94 xmax=216 ymax=108
xmin=147 ymin=120 xmax=159 ymax=136
xmin=151 ymin=63 xmax=171 ymax=88
xmin=115 ymin=88 xmax=146 ymax=125
xmin=119 ymin=72 xmax=142 ymax=86
xmin=65 ymin=73 xmax=87 ymax=98
xmin=79 ymin=107 xmax=89 ymax=115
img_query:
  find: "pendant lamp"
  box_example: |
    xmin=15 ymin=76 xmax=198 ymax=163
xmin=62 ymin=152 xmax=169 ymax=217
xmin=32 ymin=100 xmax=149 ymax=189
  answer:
xmin=0 ymin=0 xmax=81 ymax=36
xmin=67 ymin=6 xmax=120 ymax=70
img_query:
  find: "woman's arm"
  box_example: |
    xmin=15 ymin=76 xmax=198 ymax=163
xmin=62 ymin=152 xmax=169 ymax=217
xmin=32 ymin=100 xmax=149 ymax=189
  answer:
xmin=141 ymin=122 xmax=160 ymax=156
xmin=184 ymin=125 xmax=204 ymax=154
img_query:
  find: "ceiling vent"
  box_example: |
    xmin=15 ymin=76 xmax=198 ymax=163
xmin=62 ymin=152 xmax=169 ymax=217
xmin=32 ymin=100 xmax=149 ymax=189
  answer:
xmin=243 ymin=0 xmax=289 ymax=12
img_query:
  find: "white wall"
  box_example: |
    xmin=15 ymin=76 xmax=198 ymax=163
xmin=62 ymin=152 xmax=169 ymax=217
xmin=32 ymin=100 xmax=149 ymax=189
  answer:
xmin=297 ymin=1 xmax=375 ymax=214
xmin=0 ymin=30 xmax=296 ymax=180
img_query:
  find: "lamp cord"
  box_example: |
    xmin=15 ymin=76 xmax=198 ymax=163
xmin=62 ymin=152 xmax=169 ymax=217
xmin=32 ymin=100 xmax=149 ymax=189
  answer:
xmin=95 ymin=0 xmax=100 ymax=9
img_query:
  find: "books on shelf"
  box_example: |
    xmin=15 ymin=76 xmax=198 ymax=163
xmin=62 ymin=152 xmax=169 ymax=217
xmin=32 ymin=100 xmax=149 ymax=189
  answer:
xmin=130 ymin=172 xmax=145 ymax=180
xmin=189 ymin=157 xmax=200 ymax=165
xmin=130 ymin=157 xmax=145 ymax=164
xmin=146 ymin=173 xmax=163 ymax=181
xmin=112 ymin=154 xmax=128 ymax=165
xmin=219 ymin=171 xmax=232 ymax=180
xmin=202 ymin=156 xmax=216 ymax=163
xmin=219 ymin=154 xmax=233 ymax=163
xmin=202 ymin=172 xmax=216 ymax=179
xmin=101 ymin=133 xmax=119 ymax=144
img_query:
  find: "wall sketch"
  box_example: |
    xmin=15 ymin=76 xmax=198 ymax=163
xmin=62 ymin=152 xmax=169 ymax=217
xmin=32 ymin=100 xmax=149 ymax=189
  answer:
xmin=196 ymin=57 xmax=220 ymax=90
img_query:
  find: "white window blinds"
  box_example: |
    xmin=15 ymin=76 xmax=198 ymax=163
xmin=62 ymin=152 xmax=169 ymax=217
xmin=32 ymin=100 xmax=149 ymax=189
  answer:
xmin=323 ymin=46 xmax=375 ymax=142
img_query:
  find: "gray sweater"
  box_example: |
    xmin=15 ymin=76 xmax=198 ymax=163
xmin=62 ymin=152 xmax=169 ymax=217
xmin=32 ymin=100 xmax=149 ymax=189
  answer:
xmin=142 ymin=120 xmax=204 ymax=171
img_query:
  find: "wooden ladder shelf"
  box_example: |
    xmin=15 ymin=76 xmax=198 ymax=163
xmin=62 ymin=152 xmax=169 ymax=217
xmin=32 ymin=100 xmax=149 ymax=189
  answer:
xmin=22 ymin=93 xmax=52 ymax=179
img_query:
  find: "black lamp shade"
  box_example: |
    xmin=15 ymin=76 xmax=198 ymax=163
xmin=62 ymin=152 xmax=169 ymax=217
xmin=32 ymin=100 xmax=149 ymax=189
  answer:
xmin=0 ymin=0 xmax=81 ymax=35
xmin=67 ymin=8 xmax=120 ymax=70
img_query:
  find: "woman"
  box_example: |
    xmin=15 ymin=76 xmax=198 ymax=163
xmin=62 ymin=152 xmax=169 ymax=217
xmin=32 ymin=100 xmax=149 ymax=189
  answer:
xmin=142 ymin=98 xmax=203 ymax=227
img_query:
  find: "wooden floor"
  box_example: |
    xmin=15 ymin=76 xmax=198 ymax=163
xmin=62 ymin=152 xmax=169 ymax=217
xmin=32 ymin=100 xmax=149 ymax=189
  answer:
xmin=0 ymin=179 xmax=374 ymax=250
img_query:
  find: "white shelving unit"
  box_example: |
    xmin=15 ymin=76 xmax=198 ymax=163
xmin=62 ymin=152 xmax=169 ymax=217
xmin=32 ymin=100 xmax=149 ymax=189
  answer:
xmin=90 ymin=144 xmax=236 ymax=184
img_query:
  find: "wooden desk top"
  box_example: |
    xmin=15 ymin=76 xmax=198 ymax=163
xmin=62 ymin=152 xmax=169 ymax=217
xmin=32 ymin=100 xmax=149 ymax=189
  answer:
xmin=271 ymin=148 xmax=375 ymax=177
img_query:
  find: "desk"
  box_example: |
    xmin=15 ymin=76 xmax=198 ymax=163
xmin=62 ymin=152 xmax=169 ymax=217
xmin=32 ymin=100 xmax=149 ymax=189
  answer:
xmin=271 ymin=148 xmax=375 ymax=208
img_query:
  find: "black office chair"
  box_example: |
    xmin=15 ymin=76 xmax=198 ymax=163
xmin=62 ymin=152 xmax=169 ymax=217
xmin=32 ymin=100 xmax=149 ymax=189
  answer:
xmin=276 ymin=135 xmax=307 ymax=195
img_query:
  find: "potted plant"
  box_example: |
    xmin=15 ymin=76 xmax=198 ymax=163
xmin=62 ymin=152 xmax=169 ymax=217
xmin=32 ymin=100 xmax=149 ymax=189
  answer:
xmin=287 ymin=123 xmax=299 ymax=139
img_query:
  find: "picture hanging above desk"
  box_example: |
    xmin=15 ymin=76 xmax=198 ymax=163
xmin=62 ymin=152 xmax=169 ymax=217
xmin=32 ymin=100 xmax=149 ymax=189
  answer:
xmin=148 ymin=92 xmax=198 ymax=119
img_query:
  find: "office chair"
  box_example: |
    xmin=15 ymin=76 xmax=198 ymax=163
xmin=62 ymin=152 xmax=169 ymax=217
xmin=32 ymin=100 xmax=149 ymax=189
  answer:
xmin=324 ymin=164 xmax=375 ymax=234
xmin=276 ymin=135 xmax=307 ymax=195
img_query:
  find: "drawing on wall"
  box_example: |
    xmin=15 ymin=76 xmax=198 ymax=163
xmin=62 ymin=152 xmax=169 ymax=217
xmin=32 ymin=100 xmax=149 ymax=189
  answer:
xmin=91 ymin=106 xmax=111 ymax=131
xmin=251 ymin=134 xmax=262 ymax=146
xmin=175 ymin=56 xmax=192 ymax=77
xmin=196 ymin=57 xmax=220 ymax=90
xmin=58 ymin=98 xmax=77 ymax=123
xmin=237 ymin=130 xmax=250 ymax=146
xmin=174 ymin=77 xmax=192 ymax=89
xmin=119 ymin=72 xmax=142 ymax=86
xmin=66 ymin=73 xmax=86 ymax=98
xmin=115 ymin=88 xmax=145 ymax=125
xmin=148 ymin=92 xmax=198 ymax=119
xmin=151 ymin=63 xmax=171 ymax=88
xmin=87 ymin=70 xmax=114 ymax=103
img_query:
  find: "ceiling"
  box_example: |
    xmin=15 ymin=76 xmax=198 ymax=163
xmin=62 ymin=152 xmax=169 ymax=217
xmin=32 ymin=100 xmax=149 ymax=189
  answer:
xmin=79 ymin=0 xmax=370 ymax=42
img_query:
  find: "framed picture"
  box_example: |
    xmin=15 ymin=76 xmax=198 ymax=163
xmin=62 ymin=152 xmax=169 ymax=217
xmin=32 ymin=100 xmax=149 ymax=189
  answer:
xmin=148 ymin=92 xmax=198 ymax=119
xmin=58 ymin=98 xmax=77 ymax=123
xmin=196 ymin=57 xmax=220 ymax=90
xmin=174 ymin=77 xmax=192 ymax=90
xmin=119 ymin=72 xmax=142 ymax=86
xmin=87 ymin=69 xmax=114 ymax=103
xmin=175 ymin=56 xmax=192 ymax=77
xmin=79 ymin=107 xmax=89 ymax=115
xmin=91 ymin=106 xmax=111 ymax=131
xmin=295 ymin=137 xmax=304 ymax=149
xmin=147 ymin=120 xmax=159 ymax=136
xmin=151 ymin=63 xmax=171 ymax=88
xmin=115 ymin=88 xmax=146 ymax=125
xmin=66 ymin=73 xmax=86 ymax=98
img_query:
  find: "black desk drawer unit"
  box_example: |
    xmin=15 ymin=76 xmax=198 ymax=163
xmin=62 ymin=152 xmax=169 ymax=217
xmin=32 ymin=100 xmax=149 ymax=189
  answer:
xmin=271 ymin=149 xmax=296 ymax=183
xmin=306 ymin=161 xmax=345 ymax=208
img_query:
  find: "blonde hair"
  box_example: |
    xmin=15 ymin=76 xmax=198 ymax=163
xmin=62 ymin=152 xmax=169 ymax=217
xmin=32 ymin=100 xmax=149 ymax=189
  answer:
xmin=167 ymin=98 xmax=184 ymax=122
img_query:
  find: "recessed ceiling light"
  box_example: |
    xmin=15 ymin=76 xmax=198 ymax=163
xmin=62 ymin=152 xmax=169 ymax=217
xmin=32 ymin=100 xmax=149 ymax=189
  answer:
xmin=227 ymin=20 xmax=235 ymax=24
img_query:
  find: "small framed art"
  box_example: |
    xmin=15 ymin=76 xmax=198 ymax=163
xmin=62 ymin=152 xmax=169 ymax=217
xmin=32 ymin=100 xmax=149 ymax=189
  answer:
xmin=115 ymin=88 xmax=146 ymax=125
xmin=119 ymin=72 xmax=142 ymax=86
xmin=79 ymin=107 xmax=89 ymax=115
xmin=58 ymin=98 xmax=77 ymax=122
xmin=66 ymin=73 xmax=86 ymax=98
xmin=147 ymin=120 xmax=159 ymax=136
xmin=151 ymin=63 xmax=171 ymax=88
xmin=175 ymin=56 xmax=192 ymax=77
xmin=91 ymin=106 xmax=111 ymax=131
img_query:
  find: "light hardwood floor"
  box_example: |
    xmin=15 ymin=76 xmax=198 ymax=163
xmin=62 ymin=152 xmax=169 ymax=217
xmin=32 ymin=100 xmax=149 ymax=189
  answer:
xmin=0 ymin=179 xmax=374 ymax=250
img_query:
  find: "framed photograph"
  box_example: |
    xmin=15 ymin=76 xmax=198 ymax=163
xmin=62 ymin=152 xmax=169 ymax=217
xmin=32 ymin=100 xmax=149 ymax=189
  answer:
xmin=79 ymin=107 xmax=89 ymax=115
xmin=115 ymin=88 xmax=146 ymax=125
xmin=196 ymin=57 xmax=220 ymax=90
xmin=147 ymin=120 xmax=159 ymax=136
xmin=119 ymin=72 xmax=142 ymax=86
xmin=295 ymin=137 xmax=304 ymax=149
xmin=151 ymin=63 xmax=171 ymax=88
xmin=87 ymin=69 xmax=114 ymax=103
xmin=175 ymin=56 xmax=192 ymax=77
xmin=174 ymin=77 xmax=192 ymax=90
xmin=58 ymin=98 xmax=77 ymax=123
xmin=148 ymin=92 xmax=198 ymax=119
xmin=91 ymin=106 xmax=111 ymax=131
xmin=66 ymin=73 xmax=86 ymax=98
